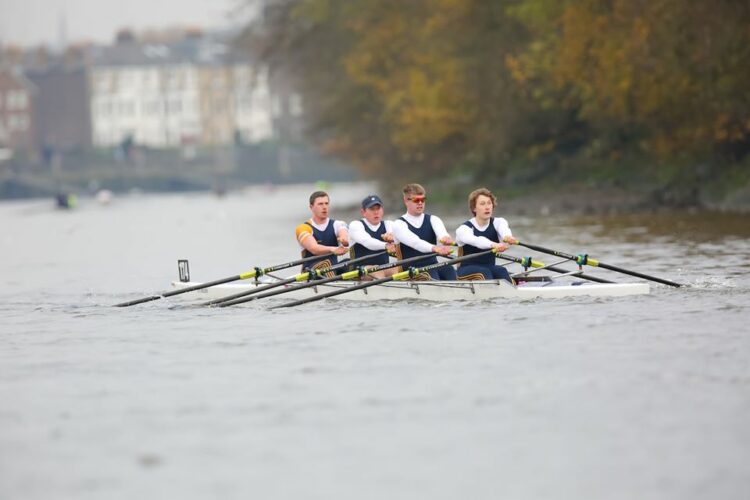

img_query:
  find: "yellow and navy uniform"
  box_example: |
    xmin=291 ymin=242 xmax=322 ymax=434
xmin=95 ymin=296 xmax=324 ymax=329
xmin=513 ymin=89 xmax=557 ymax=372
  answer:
xmin=295 ymin=219 xmax=339 ymax=276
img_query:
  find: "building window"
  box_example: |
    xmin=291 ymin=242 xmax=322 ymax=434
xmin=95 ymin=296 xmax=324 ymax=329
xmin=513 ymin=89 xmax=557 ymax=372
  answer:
xmin=6 ymin=91 xmax=28 ymax=110
xmin=8 ymin=114 xmax=29 ymax=131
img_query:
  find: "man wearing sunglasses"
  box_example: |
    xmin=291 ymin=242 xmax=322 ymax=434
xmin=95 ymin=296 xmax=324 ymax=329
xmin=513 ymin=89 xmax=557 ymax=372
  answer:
xmin=392 ymin=183 xmax=458 ymax=280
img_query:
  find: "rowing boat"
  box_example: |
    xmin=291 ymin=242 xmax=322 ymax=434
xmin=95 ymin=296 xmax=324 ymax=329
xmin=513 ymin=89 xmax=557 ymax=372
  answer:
xmin=116 ymin=242 xmax=678 ymax=309
xmin=170 ymin=278 xmax=649 ymax=302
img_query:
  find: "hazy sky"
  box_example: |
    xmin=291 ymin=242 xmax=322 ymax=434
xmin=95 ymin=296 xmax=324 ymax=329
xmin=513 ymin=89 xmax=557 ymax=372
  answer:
xmin=0 ymin=0 xmax=251 ymax=47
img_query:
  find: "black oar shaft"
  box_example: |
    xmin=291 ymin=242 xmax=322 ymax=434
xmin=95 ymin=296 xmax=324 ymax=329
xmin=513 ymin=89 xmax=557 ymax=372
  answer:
xmin=270 ymin=276 xmax=395 ymax=309
xmin=212 ymin=251 xmax=389 ymax=307
xmin=115 ymin=274 xmax=243 ymax=307
xmin=495 ymin=254 xmax=612 ymax=284
xmin=202 ymin=276 xmax=298 ymax=306
xmin=271 ymin=250 xmax=493 ymax=309
xmin=114 ymin=251 xmax=337 ymax=307
xmin=517 ymin=242 xmax=683 ymax=287
xmin=219 ymin=273 xmax=344 ymax=307
xmin=596 ymin=262 xmax=681 ymax=287
xmin=220 ymin=252 xmax=433 ymax=307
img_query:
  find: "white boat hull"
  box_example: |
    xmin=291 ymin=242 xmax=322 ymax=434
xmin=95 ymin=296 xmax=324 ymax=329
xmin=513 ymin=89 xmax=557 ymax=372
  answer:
xmin=169 ymin=279 xmax=650 ymax=303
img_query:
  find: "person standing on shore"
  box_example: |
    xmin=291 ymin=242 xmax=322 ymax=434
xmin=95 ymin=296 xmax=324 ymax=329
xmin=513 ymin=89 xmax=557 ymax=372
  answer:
xmin=348 ymin=194 xmax=398 ymax=278
xmin=392 ymin=183 xmax=457 ymax=280
xmin=455 ymin=187 xmax=518 ymax=282
xmin=295 ymin=191 xmax=349 ymax=276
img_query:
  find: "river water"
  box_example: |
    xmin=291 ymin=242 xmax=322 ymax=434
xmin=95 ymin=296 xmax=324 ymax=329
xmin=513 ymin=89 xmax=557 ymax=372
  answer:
xmin=1 ymin=183 xmax=748 ymax=500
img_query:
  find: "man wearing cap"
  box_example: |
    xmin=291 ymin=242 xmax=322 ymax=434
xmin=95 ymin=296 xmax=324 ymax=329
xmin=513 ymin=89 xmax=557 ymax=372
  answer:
xmin=348 ymin=194 xmax=398 ymax=278
xmin=392 ymin=183 xmax=457 ymax=280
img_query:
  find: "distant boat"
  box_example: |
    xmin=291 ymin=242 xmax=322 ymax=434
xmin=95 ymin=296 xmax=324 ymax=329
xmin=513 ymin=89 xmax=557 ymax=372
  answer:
xmin=55 ymin=193 xmax=77 ymax=209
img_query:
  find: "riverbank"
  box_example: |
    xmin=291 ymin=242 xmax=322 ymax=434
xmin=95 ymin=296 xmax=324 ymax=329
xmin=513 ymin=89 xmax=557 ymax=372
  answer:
xmin=3 ymin=166 xmax=749 ymax=216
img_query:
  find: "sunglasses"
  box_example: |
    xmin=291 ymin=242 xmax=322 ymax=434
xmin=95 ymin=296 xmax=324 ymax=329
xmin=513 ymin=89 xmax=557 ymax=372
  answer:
xmin=407 ymin=196 xmax=426 ymax=203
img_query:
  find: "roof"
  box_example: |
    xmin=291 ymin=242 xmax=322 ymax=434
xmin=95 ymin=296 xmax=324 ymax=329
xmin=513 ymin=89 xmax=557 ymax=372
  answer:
xmin=90 ymin=30 xmax=255 ymax=68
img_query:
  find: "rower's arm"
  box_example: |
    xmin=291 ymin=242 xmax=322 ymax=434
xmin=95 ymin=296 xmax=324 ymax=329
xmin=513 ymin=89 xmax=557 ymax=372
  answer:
xmin=334 ymin=220 xmax=349 ymax=246
xmin=430 ymin=215 xmax=454 ymax=245
xmin=392 ymin=219 xmax=439 ymax=254
xmin=455 ymin=224 xmax=496 ymax=249
xmin=349 ymin=220 xmax=387 ymax=251
xmin=296 ymin=223 xmax=346 ymax=255
xmin=494 ymin=217 xmax=517 ymax=244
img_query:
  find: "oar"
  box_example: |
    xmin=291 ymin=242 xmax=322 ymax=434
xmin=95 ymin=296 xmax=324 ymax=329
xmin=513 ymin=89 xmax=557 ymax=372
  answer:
xmin=204 ymin=251 xmax=389 ymax=307
xmin=270 ymin=250 xmax=494 ymax=310
xmin=516 ymin=241 xmax=683 ymax=287
xmin=218 ymin=252 xmax=435 ymax=307
xmin=494 ymin=253 xmax=613 ymax=283
xmin=114 ymin=251 xmax=336 ymax=307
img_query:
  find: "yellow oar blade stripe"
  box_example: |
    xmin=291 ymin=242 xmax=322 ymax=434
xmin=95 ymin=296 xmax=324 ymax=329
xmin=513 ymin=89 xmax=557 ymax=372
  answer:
xmin=239 ymin=270 xmax=257 ymax=280
xmin=341 ymin=270 xmax=360 ymax=280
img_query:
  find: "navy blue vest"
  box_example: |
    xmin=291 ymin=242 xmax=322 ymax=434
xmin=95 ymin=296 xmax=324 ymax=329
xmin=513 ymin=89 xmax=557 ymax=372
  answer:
xmin=397 ymin=214 xmax=438 ymax=267
xmin=301 ymin=219 xmax=338 ymax=270
xmin=461 ymin=218 xmax=498 ymax=266
xmin=350 ymin=220 xmax=389 ymax=265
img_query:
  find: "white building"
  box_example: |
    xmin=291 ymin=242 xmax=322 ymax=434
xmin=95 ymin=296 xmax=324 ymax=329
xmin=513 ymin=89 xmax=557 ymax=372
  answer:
xmin=89 ymin=33 xmax=273 ymax=148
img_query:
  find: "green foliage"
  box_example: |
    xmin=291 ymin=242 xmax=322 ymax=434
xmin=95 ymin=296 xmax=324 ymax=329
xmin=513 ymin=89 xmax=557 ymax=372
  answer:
xmin=242 ymin=0 xmax=750 ymax=194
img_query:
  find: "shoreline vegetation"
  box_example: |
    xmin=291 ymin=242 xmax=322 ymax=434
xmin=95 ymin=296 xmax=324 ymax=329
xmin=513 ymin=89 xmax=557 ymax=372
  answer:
xmin=234 ymin=0 xmax=750 ymax=215
xmin=2 ymin=155 xmax=748 ymax=215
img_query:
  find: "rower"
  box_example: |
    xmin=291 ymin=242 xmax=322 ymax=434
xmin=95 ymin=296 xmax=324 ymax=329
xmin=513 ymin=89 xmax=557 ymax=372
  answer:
xmin=348 ymin=194 xmax=398 ymax=279
xmin=295 ymin=190 xmax=349 ymax=277
xmin=392 ymin=183 xmax=457 ymax=281
xmin=455 ymin=187 xmax=518 ymax=282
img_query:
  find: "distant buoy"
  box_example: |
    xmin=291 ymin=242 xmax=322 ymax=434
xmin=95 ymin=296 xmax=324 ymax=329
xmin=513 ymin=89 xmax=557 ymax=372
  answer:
xmin=96 ymin=189 xmax=113 ymax=205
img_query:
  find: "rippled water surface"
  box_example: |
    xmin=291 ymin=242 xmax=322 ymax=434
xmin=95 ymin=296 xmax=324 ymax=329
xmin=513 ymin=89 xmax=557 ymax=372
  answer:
xmin=1 ymin=184 xmax=749 ymax=500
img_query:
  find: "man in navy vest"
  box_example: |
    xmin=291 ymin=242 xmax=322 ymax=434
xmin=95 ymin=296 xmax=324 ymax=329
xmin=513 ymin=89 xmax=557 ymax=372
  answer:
xmin=295 ymin=191 xmax=349 ymax=276
xmin=455 ymin=187 xmax=518 ymax=282
xmin=349 ymin=194 xmax=398 ymax=278
xmin=392 ymin=183 xmax=457 ymax=280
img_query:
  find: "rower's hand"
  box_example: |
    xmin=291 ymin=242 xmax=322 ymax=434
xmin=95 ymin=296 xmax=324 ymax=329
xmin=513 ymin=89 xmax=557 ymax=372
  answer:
xmin=432 ymin=245 xmax=454 ymax=257
xmin=492 ymin=242 xmax=510 ymax=254
xmin=439 ymin=236 xmax=455 ymax=246
xmin=337 ymin=236 xmax=349 ymax=247
xmin=333 ymin=246 xmax=348 ymax=256
xmin=381 ymin=232 xmax=394 ymax=243
xmin=385 ymin=243 xmax=397 ymax=255
xmin=503 ymin=236 xmax=519 ymax=245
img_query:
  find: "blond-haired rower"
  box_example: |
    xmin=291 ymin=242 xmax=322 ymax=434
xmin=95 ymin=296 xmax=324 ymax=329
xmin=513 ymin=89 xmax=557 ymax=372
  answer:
xmin=454 ymin=188 xmax=518 ymax=282
xmin=391 ymin=183 xmax=457 ymax=280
